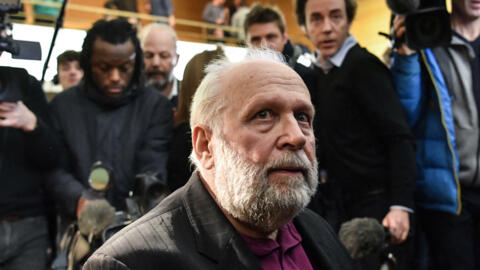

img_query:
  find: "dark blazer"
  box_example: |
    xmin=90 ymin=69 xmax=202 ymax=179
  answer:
xmin=84 ymin=172 xmax=353 ymax=270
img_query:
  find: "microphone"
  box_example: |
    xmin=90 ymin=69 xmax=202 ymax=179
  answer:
xmin=386 ymin=0 xmax=420 ymax=14
xmin=338 ymin=217 xmax=386 ymax=259
xmin=78 ymin=199 xmax=116 ymax=237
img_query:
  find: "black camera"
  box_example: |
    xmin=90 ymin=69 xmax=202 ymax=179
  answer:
xmin=387 ymin=0 xmax=451 ymax=50
xmin=0 ymin=0 xmax=41 ymax=59
xmin=0 ymin=0 xmax=42 ymax=102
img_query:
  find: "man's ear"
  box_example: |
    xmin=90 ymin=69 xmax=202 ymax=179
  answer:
xmin=192 ymin=125 xmax=214 ymax=170
xmin=172 ymin=53 xmax=179 ymax=66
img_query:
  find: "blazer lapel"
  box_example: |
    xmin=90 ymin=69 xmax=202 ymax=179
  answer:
xmin=294 ymin=210 xmax=353 ymax=270
xmin=182 ymin=173 xmax=262 ymax=270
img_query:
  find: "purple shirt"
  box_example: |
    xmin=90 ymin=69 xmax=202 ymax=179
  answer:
xmin=240 ymin=222 xmax=315 ymax=270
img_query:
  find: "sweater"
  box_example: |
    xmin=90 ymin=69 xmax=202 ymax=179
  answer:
xmin=300 ymin=45 xmax=416 ymax=209
xmin=0 ymin=67 xmax=59 ymax=218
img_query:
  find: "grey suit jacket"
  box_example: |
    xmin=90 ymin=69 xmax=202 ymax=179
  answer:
xmin=84 ymin=173 xmax=353 ymax=270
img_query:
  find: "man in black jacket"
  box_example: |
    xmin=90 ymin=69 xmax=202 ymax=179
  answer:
xmin=295 ymin=0 xmax=416 ymax=269
xmin=48 ymin=19 xmax=173 ymax=222
xmin=0 ymin=66 xmax=60 ymax=270
xmin=83 ymin=49 xmax=353 ymax=270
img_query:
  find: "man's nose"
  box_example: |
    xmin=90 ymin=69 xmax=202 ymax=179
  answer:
xmin=277 ymin=115 xmax=307 ymax=150
xmin=260 ymin=39 xmax=269 ymax=48
xmin=151 ymin=54 xmax=161 ymax=66
xmin=322 ymin=18 xmax=333 ymax=32
xmin=109 ymin=68 xmax=121 ymax=82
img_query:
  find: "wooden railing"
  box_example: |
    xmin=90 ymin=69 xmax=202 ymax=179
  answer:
xmin=16 ymin=0 xmax=247 ymax=45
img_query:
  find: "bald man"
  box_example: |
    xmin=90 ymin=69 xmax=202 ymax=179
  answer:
xmin=140 ymin=23 xmax=179 ymax=106
xmin=84 ymin=48 xmax=353 ymax=270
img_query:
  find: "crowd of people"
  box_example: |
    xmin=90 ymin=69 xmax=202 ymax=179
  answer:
xmin=1 ymin=0 xmax=480 ymax=270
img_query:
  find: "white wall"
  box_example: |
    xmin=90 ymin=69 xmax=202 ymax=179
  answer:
xmin=0 ymin=23 xmax=246 ymax=82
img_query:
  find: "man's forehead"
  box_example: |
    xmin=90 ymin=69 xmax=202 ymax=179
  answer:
xmin=144 ymin=30 xmax=176 ymax=48
xmin=92 ymin=38 xmax=136 ymax=59
xmin=307 ymin=0 xmax=346 ymax=13
xmin=60 ymin=60 xmax=79 ymax=66
xmin=249 ymin=22 xmax=283 ymax=34
xmin=223 ymin=60 xmax=309 ymax=98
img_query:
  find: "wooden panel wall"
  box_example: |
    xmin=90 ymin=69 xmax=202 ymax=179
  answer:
xmin=63 ymin=0 xmax=105 ymax=30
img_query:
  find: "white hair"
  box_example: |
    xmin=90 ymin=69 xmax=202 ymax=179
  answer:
xmin=138 ymin=23 xmax=178 ymax=51
xmin=189 ymin=48 xmax=287 ymax=170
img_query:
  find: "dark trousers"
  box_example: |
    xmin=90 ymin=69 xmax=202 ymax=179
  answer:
xmin=419 ymin=187 xmax=480 ymax=270
xmin=0 ymin=216 xmax=49 ymax=270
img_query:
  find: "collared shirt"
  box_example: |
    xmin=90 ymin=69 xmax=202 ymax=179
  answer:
xmin=315 ymin=34 xmax=357 ymax=73
xmin=168 ymin=78 xmax=179 ymax=100
xmin=240 ymin=222 xmax=314 ymax=270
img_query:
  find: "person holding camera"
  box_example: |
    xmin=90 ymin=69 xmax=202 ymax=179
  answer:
xmin=294 ymin=0 xmax=416 ymax=269
xmin=391 ymin=1 xmax=480 ymax=269
xmin=47 ymin=19 xmax=173 ymax=231
xmin=0 ymin=66 xmax=60 ymax=270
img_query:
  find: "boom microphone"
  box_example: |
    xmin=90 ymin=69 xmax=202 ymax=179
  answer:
xmin=78 ymin=199 xmax=115 ymax=237
xmin=338 ymin=217 xmax=386 ymax=259
xmin=386 ymin=0 xmax=420 ymax=14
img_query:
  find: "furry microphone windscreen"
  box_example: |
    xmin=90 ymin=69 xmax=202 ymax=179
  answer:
xmin=78 ymin=199 xmax=116 ymax=237
xmin=338 ymin=217 xmax=386 ymax=259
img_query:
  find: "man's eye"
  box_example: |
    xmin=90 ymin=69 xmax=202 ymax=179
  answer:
xmin=160 ymin=53 xmax=172 ymax=60
xmin=119 ymin=65 xmax=130 ymax=73
xmin=255 ymin=110 xmax=272 ymax=119
xmin=310 ymin=14 xmax=322 ymax=23
xmin=98 ymin=65 xmax=109 ymax=72
xmin=250 ymin=37 xmax=261 ymax=44
xmin=267 ymin=34 xmax=278 ymax=41
xmin=296 ymin=113 xmax=310 ymax=123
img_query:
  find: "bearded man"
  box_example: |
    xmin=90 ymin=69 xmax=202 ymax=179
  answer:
xmin=140 ymin=23 xmax=180 ymax=107
xmin=83 ymin=49 xmax=353 ymax=270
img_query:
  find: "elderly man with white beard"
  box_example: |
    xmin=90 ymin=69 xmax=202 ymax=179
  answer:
xmin=84 ymin=49 xmax=353 ymax=270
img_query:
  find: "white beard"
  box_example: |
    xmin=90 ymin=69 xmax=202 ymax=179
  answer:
xmin=213 ymin=136 xmax=318 ymax=233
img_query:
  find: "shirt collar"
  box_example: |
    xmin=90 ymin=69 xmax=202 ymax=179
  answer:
xmin=315 ymin=35 xmax=357 ymax=72
xmin=168 ymin=78 xmax=178 ymax=100
xmin=239 ymin=221 xmax=302 ymax=256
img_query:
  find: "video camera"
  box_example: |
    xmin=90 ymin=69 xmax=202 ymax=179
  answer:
xmin=0 ymin=0 xmax=41 ymax=60
xmin=387 ymin=0 xmax=451 ymax=50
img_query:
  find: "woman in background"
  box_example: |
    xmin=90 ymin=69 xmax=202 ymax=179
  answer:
xmin=167 ymin=46 xmax=225 ymax=191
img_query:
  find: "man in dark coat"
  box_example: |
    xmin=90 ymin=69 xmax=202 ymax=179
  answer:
xmin=48 ymin=19 xmax=173 ymax=221
xmin=294 ymin=0 xmax=416 ymax=269
xmin=83 ymin=49 xmax=353 ymax=270
xmin=0 ymin=66 xmax=60 ymax=270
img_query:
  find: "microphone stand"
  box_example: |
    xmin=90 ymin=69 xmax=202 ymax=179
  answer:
xmin=41 ymin=0 xmax=68 ymax=83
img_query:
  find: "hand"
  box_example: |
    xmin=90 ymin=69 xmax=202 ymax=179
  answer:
xmin=0 ymin=101 xmax=37 ymax=132
xmin=393 ymin=16 xmax=416 ymax=56
xmin=215 ymin=18 xmax=224 ymax=25
xmin=76 ymin=197 xmax=91 ymax=218
xmin=168 ymin=14 xmax=176 ymax=28
xmin=382 ymin=209 xmax=410 ymax=245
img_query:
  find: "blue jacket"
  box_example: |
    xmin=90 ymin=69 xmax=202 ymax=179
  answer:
xmin=391 ymin=50 xmax=461 ymax=214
